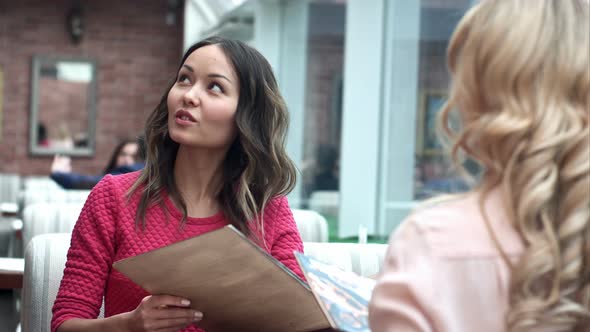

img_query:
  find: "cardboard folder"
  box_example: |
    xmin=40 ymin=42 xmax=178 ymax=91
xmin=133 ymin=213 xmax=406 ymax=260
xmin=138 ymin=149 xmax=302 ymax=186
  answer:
xmin=113 ymin=225 xmax=331 ymax=332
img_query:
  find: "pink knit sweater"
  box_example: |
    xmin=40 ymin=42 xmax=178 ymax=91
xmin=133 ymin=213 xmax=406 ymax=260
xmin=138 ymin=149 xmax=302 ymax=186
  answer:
xmin=51 ymin=171 xmax=305 ymax=332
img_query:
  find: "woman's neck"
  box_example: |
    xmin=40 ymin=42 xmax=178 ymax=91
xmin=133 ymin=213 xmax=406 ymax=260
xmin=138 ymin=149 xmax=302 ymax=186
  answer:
xmin=173 ymin=145 xmax=226 ymax=217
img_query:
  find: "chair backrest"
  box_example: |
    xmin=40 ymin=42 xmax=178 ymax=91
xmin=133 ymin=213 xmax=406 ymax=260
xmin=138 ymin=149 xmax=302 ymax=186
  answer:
xmin=292 ymin=209 xmax=329 ymax=242
xmin=21 ymin=177 xmax=60 ymax=192
xmin=22 ymin=202 xmax=84 ymax=250
xmin=0 ymin=173 xmax=22 ymax=205
xmin=0 ymin=174 xmax=21 ymax=257
xmin=303 ymin=242 xmax=387 ymax=277
xmin=308 ymin=190 xmax=339 ymax=217
xmin=21 ymin=189 xmax=90 ymax=207
xmin=22 ymin=233 xmax=103 ymax=332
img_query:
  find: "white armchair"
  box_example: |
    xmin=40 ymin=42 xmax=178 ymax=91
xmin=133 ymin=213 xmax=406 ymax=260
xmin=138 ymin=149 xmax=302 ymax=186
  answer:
xmin=292 ymin=208 xmax=330 ymax=242
xmin=308 ymin=190 xmax=339 ymax=217
xmin=21 ymin=177 xmax=60 ymax=192
xmin=0 ymin=173 xmax=21 ymax=206
xmin=0 ymin=174 xmax=22 ymax=258
xmin=303 ymin=242 xmax=387 ymax=277
xmin=21 ymin=233 xmax=102 ymax=332
xmin=21 ymin=203 xmax=84 ymax=251
xmin=20 ymin=190 xmax=90 ymax=208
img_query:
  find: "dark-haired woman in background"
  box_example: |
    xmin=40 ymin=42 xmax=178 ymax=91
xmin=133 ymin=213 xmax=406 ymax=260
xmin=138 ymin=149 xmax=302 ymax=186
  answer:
xmin=50 ymin=138 xmax=144 ymax=190
xmin=51 ymin=36 xmax=303 ymax=332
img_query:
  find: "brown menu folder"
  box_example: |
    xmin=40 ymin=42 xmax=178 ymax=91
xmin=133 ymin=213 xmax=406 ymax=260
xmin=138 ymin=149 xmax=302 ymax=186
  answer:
xmin=113 ymin=225 xmax=332 ymax=332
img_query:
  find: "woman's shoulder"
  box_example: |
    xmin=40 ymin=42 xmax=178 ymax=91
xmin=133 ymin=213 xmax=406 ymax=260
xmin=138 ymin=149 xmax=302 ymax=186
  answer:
xmin=398 ymin=190 xmax=523 ymax=258
xmin=397 ymin=193 xmax=489 ymax=256
xmin=101 ymin=170 xmax=142 ymax=190
xmin=409 ymin=193 xmax=477 ymax=229
xmin=259 ymin=196 xmax=293 ymax=229
xmin=89 ymin=170 xmax=142 ymax=200
xmin=262 ymin=196 xmax=290 ymax=218
xmin=265 ymin=195 xmax=288 ymax=209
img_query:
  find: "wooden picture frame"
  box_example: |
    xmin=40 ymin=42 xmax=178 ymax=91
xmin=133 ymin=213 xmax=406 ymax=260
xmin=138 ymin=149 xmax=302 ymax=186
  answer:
xmin=29 ymin=55 xmax=97 ymax=156
xmin=416 ymin=90 xmax=447 ymax=156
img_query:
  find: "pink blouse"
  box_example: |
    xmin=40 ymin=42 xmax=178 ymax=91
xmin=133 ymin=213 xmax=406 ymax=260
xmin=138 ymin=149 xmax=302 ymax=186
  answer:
xmin=369 ymin=189 xmax=531 ymax=332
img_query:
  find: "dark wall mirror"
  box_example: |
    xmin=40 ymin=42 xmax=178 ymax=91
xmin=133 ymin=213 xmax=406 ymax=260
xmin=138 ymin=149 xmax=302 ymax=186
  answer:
xmin=29 ymin=55 xmax=97 ymax=156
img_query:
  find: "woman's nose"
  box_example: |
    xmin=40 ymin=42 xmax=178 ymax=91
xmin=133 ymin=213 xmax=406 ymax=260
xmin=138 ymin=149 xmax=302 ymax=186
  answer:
xmin=183 ymin=86 xmax=201 ymax=107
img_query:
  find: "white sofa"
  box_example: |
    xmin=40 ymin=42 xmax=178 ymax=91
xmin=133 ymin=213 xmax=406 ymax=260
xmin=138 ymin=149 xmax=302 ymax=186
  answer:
xmin=21 ymin=233 xmax=387 ymax=332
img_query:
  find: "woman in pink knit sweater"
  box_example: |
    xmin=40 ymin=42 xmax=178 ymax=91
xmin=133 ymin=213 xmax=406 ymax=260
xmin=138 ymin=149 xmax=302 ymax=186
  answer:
xmin=52 ymin=37 xmax=305 ymax=332
xmin=369 ymin=1 xmax=589 ymax=331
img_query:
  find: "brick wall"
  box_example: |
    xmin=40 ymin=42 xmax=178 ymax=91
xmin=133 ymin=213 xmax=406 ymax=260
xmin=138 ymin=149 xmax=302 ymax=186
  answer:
xmin=0 ymin=0 xmax=183 ymax=175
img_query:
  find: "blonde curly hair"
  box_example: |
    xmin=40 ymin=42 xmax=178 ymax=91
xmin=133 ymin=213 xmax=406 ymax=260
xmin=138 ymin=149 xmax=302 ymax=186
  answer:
xmin=439 ymin=0 xmax=590 ymax=331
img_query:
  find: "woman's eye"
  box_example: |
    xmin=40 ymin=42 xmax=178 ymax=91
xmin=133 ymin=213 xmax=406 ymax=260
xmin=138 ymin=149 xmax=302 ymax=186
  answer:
xmin=209 ymin=83 xmax=223 ymax=93
xmin=177 ymin=74 xmax=191 ymax=84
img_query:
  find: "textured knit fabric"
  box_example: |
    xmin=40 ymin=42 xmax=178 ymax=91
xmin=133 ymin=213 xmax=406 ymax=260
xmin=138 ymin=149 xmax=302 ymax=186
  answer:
xmin=369 ymin=188 xmax=538 ymax=332
xmin=51 ymin=171 xmax=304 ymax=332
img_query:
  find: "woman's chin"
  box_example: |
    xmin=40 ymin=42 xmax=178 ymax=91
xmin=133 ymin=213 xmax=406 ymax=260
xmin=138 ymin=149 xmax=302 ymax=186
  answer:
xmin=168 ymin=131 xmax=190 ymax=145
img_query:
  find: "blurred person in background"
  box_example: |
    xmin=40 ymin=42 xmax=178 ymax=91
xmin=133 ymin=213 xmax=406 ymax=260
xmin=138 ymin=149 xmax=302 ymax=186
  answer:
xmin=50 ymin=137 xmax=145 ymax=189
xmin=51 ymin=36 xmax=304 ymax=332
xmin=369 ymin=0 xmax=589 ymax=331
xmin=304 ymin=144 xmax=339 ymax=196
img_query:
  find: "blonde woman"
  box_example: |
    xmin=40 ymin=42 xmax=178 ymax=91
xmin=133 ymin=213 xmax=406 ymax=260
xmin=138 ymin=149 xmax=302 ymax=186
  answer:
xmin=369 ymin=1 xmax=589 ymax=331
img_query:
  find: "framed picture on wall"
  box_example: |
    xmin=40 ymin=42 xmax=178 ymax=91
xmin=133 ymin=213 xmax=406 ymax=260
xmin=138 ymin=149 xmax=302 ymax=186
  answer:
xmin=416 ymin=90 xmax=447 ymax=156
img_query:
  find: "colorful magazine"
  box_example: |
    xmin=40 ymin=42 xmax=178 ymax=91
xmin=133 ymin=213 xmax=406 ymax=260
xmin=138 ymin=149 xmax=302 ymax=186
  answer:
xmin=295 ymin=252 xmax=376 ymax=332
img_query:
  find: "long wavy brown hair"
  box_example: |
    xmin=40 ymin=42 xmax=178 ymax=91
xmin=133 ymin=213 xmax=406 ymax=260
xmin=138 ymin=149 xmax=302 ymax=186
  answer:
xmin=438 ymin=0 xmax=590 ymax=331
xmin=128 ymin=37 xmax=297 ymax=238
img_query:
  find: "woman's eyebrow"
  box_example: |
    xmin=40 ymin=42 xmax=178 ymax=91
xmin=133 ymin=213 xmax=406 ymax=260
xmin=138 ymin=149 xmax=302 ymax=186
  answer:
xmin=181 ymin=65 xmax=232 ymax=83
xmin=208 ymin=73 xmax=232 ymax=84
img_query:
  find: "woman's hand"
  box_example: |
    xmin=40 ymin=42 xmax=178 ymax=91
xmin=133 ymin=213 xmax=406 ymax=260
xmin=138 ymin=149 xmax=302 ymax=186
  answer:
xmin=121 ymin=295 xmax=203 ymax=332
xmin=51 ymin=154 xmax=72 ymax=173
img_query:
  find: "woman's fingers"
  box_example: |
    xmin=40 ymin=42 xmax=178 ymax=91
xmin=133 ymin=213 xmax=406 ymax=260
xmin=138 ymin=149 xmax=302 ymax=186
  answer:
xmin=142 ymin=295 xmax=191 ymax=309
xmin=132 ymin=295 xmax=203 ymax=332
xmin=150 ymin=315 xmax=202 ymax=330
xmin=154 ymin=327 xmax=192 ymax=332
xmin=150 ymin=307 xmax=203 ymax=320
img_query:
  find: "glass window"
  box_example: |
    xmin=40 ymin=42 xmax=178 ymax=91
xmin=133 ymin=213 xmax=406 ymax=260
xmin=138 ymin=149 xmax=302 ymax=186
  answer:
xmin=413 ymin=0 xmax=474 ymax=200
xmin=301 ymin=0 xmax=346 ymax=241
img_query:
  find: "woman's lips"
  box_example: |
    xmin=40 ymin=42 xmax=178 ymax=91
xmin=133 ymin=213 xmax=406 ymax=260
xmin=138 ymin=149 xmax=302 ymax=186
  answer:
xmin=175 ymin=110 xmax=197 ymax=125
